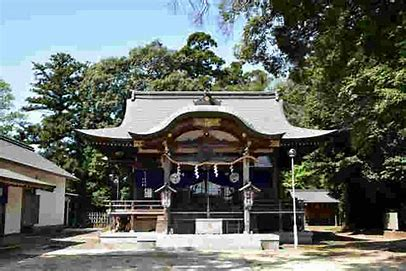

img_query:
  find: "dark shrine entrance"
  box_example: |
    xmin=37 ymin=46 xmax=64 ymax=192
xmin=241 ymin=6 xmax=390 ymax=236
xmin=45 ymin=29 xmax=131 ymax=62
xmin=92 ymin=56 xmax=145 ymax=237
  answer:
xmin=169 ymin=165 xmax=245 ymax=234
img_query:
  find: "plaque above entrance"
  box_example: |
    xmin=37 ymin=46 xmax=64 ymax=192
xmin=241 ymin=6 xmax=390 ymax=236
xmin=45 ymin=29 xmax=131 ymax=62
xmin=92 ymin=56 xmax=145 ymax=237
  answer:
xmin=195 ymin=218 xmax=223 ymax=234
xmin=193 ymin=118 xmax=221 ymax=128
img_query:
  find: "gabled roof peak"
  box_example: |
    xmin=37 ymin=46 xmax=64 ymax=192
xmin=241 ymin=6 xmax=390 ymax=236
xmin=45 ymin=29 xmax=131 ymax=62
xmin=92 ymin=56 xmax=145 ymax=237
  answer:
xmin=193 ymin=91 xmax=222 ymax=105
xmin=130 ymin=91 xmax=277 ymax=99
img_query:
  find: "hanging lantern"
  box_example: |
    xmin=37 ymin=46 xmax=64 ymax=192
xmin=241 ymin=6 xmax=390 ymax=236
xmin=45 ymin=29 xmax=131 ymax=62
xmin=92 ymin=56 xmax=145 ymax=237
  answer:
xmin=230 ymin=164 xmax=234 ymax=173
xmin=244 ymin=190 xmax=254 ymax=209
xmin=155 ymin=183 xmax=176 ymax=209
xmin=161 ymin=190 xmax=172 ymax=208
xmin=239 ymin=182 xmax=261 ymax=210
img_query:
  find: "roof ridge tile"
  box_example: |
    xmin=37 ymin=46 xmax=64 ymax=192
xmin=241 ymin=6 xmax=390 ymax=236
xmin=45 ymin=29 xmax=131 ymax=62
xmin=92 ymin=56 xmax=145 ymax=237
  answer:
xmin=0 ymin=135 xmax=34 ymax=151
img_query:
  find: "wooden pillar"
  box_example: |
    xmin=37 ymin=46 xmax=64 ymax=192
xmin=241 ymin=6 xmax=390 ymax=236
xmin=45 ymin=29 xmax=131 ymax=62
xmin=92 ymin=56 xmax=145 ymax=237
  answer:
xmin=108 ymin=201 xmax=115 ymax=232
xmin=243 ymin=158 xmax=250 ymax=233
xmin=205 ymin=169 xmax=210 ymax=218
xmin=272 ymin=149 xmax=280 ymax=200
xmin=243 ymin=157 xmax=249 ymax=185
xmin=131 ymin=159 xmax=139 ymax=233
xmin=156 ymin=211 xmax=169 ymax=233
xmin=130 ymin=201 xmax=135 ymax=232
xmin=131 ymin=165 xmax=137 ymax=200
xmin=244 ymin=207 xmax=250 ymax=234
xmin=161 ymin=156 xmax=171 ymax=233
xmin=111 ymin=215 xmax=117 ymax=232
xmin=129 ymin=215 xmax=134 ymax=232
xmin=162 ymin=156 xmax=171 ymax=185
xmin=65 ymin=198 xmax=70 ymax=226
xmin=278 ymin=200 xmax=283 ymax=232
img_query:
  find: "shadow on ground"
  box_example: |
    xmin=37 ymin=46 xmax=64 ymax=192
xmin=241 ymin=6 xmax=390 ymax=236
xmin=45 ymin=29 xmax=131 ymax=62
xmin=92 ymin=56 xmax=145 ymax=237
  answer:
xmin=1 ymin=229 xmax=406 ymax=270
xmin=1 ymin=249 xmax=252 ymax=270
xmin=324 ymin=239 xmax=406 ymax=253
xmin=312 ymin=230 xmax=406 ymax=252
xmin=0 ymin=229 xmax=95 ymax=267
xmin=312 ymin=230 xmax=364 ymax=243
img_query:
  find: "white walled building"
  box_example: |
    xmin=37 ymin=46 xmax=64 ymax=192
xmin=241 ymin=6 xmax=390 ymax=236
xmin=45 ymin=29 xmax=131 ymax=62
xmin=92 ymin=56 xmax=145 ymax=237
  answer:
xmin=0 ymin=136 xmax=77 ymax=236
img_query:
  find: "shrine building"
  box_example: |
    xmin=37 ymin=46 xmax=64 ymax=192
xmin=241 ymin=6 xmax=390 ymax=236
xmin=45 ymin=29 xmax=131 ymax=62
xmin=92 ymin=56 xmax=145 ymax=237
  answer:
xmin=77 ymin=91 xmax=335 ymax=236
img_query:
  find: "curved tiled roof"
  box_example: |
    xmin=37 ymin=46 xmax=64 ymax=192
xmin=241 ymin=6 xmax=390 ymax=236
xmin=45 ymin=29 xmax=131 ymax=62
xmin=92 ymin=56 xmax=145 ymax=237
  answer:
xmin=77 ymin=91 xmax=335 ymax=140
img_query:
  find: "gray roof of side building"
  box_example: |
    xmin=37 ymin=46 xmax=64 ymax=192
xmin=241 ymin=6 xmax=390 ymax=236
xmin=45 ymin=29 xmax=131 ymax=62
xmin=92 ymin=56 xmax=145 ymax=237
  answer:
xmin=289 ymin=189 xmax=340 ymax=203
xmin=77 ymin=91 xmax=335 ymax=140
xmin=0 ymin=168 xmax=56 ymax=191
xmin=0 ymin=136 xmax=77 ymax=180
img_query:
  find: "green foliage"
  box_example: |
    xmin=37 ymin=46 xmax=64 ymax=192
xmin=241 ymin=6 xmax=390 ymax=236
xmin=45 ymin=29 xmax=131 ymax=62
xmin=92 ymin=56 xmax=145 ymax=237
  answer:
xmin=22 ymin=53 xmax=88 ymax=174
xmin=220 ymin=1 xmax=405 ymax=76
xmin=79 ymin=57 xmax=130 ymax=129
xmin=281 ymin=161 xmax=318 ymax=190
xmin=91 ymin=187 xmax=111 ymax=207
xmin=278 ymin=52 xmax=406 ymax=185
xmin=80 ymin=147 xmax=111 ymax=207
xmin=0 ymin=79 xmax=25 ymax=136
xmin=175 ymin=32 xmax=225 ymax=80
xmin=220 ymin=0 xmax=405 ymax=185
xmin=213 ymin=62 xmax=269 ymax=91
xmin=120 ymin=186 xmax=131 ymax=200
xmin=219 ymin=1 xmax=405 ymax=228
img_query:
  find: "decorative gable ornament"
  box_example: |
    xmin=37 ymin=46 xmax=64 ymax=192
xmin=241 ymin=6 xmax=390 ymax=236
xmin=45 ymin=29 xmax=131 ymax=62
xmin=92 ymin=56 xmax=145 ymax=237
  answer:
xmin=193 ymin=91 xmax=221 ymax=105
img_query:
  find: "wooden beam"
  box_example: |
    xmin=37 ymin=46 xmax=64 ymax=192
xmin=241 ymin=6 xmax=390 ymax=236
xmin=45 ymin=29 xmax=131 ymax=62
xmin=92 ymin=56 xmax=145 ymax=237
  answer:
xmin=272 ymin=149 xmax=280 ymax=199
xmin=173 ymin=147 xmax=242 ymax=154
xmin=243 ymin=157 xmax=250 ymax=233
xmin=137 ymin=149 xmax=160 ymax=154
xmin=162 ymin=155 xmax=171 ymax=185
xmin=253 ymin=148 xmax=274 ymax=153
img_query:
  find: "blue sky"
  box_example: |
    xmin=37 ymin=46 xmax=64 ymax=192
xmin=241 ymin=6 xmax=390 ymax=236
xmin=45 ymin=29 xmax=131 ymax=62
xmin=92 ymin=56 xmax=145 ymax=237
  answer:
xmin=0 ymin=0 xmax=248 ymax=122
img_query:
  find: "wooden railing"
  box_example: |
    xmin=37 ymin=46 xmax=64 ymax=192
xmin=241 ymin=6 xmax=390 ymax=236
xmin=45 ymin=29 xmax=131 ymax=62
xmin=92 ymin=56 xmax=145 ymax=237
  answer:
xmin=104 ymin=199 xmax=304 ymax=215
xmin=87 ymin=212 xmax=109 ymax=228
xmin=105 ymin=200 xmax=163 ymax=214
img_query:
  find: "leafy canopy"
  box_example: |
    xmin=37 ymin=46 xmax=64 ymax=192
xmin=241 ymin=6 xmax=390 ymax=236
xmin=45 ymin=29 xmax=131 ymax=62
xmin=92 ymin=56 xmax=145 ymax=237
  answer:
xmin=0 ymin=79 xmax=25 ymax=136
xmin=219 ymin=0 xmax=405 ymax=185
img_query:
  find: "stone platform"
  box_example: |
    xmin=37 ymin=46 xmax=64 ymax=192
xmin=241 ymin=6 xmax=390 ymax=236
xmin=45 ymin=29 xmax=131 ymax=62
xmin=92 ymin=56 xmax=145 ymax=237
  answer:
xmin=158 ymin=233 xmax=280 ymax=250
xmin=100 ymin=232 xmax=280 ymax=250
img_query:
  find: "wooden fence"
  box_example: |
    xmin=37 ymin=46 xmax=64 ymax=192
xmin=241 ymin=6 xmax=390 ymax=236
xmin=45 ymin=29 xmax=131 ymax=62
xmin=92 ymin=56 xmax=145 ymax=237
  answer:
xmin=87 ymin=212 xmax=109 ymax=228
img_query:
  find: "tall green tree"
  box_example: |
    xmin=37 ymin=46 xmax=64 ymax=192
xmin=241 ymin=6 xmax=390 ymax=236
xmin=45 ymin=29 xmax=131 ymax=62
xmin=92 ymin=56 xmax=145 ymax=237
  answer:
xmin=24 ymin=53 xmax=88 ymax=169
xmin=128 ymin=40 xmax=175 ymax=91
xmin=175 ymin=32 xmax=225 ymax=80
xmin=24 ymin=53 xmax=114 ymax=209
xmin=0 ymin=79 xmax=25 ymax=136
xmin=218 ymin=0 xmax=406 ymax=228
xmin=79 ymin=57 xmax=130 ymax=129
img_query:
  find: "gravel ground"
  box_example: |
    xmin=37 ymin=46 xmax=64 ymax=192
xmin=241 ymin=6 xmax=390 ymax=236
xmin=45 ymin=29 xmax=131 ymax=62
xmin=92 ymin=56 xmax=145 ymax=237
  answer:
xmin=0 ymin=229 xmax=405 ymax=270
